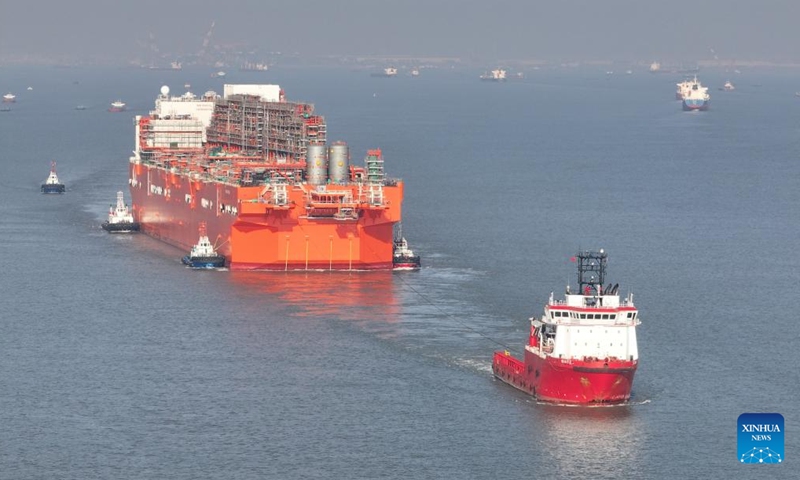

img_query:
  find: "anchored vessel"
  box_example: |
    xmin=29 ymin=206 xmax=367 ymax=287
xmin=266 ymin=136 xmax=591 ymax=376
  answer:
xmin=480 ymin=69 xmax=507 ymax=81
xmin=371 ymin=67 xmax=398 ymax=77
xmin=493 ymin=250 xmax=640 ymax=404
xmin=102 ymin=191 xmax=140 ymax=233
xmin=41 ymin=162 xmax=65 ymax=194
xmin=129 ymin=84 xmax=414 ymax=270
xmin=682 ymin=76 xmax=710 ymax=111
xmin=240 ymin=62 xmax=269 ymax=72
xmin=182 ymin=223 xmax=225 ymax=268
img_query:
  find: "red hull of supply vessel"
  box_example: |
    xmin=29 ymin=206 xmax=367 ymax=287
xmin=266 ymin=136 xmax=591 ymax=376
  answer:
xmin=128 ymin=84 xmax=415 ymax=270
xmin=493 ymin=250 xmax=640 ymax=405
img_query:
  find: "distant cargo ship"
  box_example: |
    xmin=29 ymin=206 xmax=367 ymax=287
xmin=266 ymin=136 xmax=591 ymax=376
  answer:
xmin=480 ymin=69 xmax=507 ymax=82
xmin=128 ymin=84 xmax=416 ymax=270
xmin=371 ymin=67 xmax=398 ymax=78
xmin=148 ymin=61 xmax=182 ymax=70
xmin=493 ymin=250 xmax=640 ymax=405
xmin=240 ymin=62 xmax=269 ymax=72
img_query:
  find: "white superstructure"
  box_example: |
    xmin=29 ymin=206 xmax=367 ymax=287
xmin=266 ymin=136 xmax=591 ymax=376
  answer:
xmin=481 ymin=69 xmax=507 ymax=81
xmin=107 ymin=191 xmax=135 ymax=225
xmin=44 ymin=166 xmax=61 ymax=185
xmin=537 ymin=288 xmax=640 ymax=362
xmin=530 ymin=250 xmax=640 ymax=363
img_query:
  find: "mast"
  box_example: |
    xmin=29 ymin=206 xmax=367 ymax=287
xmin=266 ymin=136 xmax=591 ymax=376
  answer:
xmin=576 ymin=249 xmax=607 ymax=294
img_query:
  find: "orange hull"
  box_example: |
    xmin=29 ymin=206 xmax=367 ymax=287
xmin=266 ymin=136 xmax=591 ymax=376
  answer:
xmin=129 ymin=162 xmax=403 ymax=270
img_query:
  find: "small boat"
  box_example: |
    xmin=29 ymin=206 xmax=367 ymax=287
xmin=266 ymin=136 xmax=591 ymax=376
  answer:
xmin=182 ymin=223 xmax=225 ymax=268
xmin=101 ymin=191 xmax=140 ymax=233
xmin=393 ymin=237 xmax=421 ymax=270
xmin=41 ymin=161 xmax=66 ymax=194
xmin=108 ymin=100 xmax=126 ymax=112
xmin=75 ymin=105 xmax=87 ymax=110
xmin=410 ymin=68 xmax=420 ymax=77
xmin=215 ymin=71 xmax=226 ymax=77
xmin=2 ymin=93 xmax=16 ymax=103
xmin=722 ymin=80 xmax=735 ymax=91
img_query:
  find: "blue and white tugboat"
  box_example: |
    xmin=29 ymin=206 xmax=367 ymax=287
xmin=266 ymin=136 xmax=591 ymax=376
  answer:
xmin=41 ymin=161 xmax=65 ymax=194
xmin=101 ymin=191 xmax=140 ymax=233
xmin=182 ymin=223 xmax=225 ymax=268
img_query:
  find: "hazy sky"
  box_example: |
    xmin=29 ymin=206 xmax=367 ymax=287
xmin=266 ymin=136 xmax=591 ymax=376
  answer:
xmin=1 ymin=1 xmax=798 ymax=62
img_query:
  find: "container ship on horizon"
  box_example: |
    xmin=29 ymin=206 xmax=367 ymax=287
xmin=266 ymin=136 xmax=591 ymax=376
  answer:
xmin=128 ymin=84 xmax=413 ymax=270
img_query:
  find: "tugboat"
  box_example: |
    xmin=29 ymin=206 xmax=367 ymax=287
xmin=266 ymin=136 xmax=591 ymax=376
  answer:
xmin=393 ymin=237 xmax=421 ymax=270
xmin=101 ymin=191 xmax=140 ymax=233
xmin=41 ymin=161 xmax=66 ymax=194
xmin=181 ymin=223 xmax=225 ymax=268
xmin=492 ymin=250 xmax=641 ymax=405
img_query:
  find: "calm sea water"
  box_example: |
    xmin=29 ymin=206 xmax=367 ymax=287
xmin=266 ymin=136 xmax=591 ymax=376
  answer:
xmin=1 ymin=65 xmax=799 ymax=478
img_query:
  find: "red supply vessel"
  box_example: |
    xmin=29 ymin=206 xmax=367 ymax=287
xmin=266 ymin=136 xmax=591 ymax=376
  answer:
xmin=493 ymin=250 xmax=640 ymax=404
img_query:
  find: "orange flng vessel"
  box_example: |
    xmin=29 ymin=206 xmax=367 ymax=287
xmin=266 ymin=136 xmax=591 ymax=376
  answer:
xmin=493 ymin=250 xmax=641 ymax=404
xmin=129 ymin=84 xmax=409 ymax=270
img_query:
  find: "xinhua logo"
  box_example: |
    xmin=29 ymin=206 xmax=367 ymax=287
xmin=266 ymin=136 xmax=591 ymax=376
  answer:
xmin=738 ymin=413 xmax=784 ymax=464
